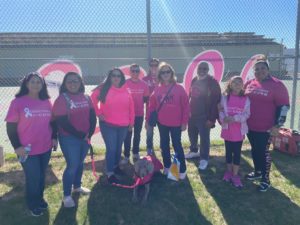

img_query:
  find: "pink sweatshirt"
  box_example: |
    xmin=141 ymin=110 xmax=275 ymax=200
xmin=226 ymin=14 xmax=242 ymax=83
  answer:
xmin=146 ymin=83 xmax=190 ymax=127
xmin=91 ymin=84 xmax=135 ymax=126
xmin=219 ymin=94 xmax=250 ymax=142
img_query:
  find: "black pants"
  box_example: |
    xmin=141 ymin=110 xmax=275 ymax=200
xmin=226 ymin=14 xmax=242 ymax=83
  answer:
xmin=247 ymin=130 xmax=271 ymax=183
xmin=157 ymin=123 xmax=186 ymax=173
xmin=123 ymin=116 xmax=143 ymax=158
xmin=225 ymin=140 xmax=243 ymax=165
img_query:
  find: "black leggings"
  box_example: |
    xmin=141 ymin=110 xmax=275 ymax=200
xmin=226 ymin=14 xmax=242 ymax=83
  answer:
xmin=225 ymin=140 xmax=243 ymax=165
xmin=247 ymin=130 xmax=271 ymax=183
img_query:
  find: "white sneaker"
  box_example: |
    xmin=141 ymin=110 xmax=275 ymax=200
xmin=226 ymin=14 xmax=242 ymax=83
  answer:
xmin=120 ymin=157 xmax=130 ymax=165
xmin=73 ymin=186 xmax=91 ymax=195
xmin=179 ymin=172 xmax=187 ymax=180
xmin=163 ymin=167 xmax=170 ymax=175
xmin=198 ymin=160 xmax=208 ymax=170
xmin=63 ymin=196 xmax=75 ymax=208
xmin=185 ymin=151 xmax=200 ymax=159
xmin=133 ymin=154 xmax=140 ymax=161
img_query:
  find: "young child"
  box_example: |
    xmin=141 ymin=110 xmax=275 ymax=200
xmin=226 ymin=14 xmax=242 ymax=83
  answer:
xmin=219 ymin=76 xmax=250 ymax=188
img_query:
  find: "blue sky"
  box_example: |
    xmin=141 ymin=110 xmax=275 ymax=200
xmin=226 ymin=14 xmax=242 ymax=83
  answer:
xmin=0 ymin=0 xmax=297 ymax=47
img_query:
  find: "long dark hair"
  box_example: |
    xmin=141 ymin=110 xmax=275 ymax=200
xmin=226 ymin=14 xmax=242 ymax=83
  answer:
xmin=15 ymin=72 xmax=50 ymax=100
xmin=59 ymin=72 xmax=85 ymax=94
xmin=98 ymin=68 xmax=126 ymax=103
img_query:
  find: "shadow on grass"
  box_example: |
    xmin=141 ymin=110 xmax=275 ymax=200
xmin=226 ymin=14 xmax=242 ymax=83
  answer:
xmin=53 ymin=194 xmax=81 ymax=225
xmin=271 ymin=149 xmax=300 ymax=188
xmin=0 ymin=164 xmax=59 ymax=224
xmin=86 ymin=158 xmax=212 ymax=225
xmin=190 ymin=150 xmax=300 ymax=225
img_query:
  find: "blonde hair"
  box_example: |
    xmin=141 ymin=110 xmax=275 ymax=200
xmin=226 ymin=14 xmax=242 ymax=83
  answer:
xmin=157 ymin=62 xmax=177 ymax=84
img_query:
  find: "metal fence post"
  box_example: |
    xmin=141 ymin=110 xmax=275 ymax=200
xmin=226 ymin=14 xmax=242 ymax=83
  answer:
xmin=146 ymin=0 xmax=152 ymax=63
xmin=290 ymin=0 xmax=300 ymax=129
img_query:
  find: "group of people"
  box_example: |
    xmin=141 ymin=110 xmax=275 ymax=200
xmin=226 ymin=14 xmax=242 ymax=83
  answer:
xmin=5 ymin=56 xmax=290 ymax=217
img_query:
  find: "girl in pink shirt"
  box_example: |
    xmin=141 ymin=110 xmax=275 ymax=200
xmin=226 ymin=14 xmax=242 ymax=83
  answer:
xmin=219 ymin=76 xmax=250 ymax=188
xmin=5 ymin=72 xmax=57 ymax=216
xmin=146 ymin=62 xmax=189 ymax=180
xmin=91 ymin=68 xmax=134 ymax=184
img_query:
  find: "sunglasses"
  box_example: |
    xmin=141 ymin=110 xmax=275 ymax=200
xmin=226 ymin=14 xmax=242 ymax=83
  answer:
xmin=111 ymin=73 xmax=122 ymax=78
xmin=160 ymin=70 xmax=172 ymax=75
xmin=150 ymin=64 xmax=159 ymax=67
xmin=130 ymin=69 xmax=140 ymax=73
xmin=66 ymin=79 xmax=80 ymax=84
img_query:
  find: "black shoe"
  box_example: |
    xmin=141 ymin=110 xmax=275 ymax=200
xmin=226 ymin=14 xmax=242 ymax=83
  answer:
xmin=114 ymin=166 xmax=125 ymax=176
xmin=245 ymin=171 xmax=262 ymax=181
xmin=30 ymin=208 xmax=43 ymax=217
xmin=39 ymin=199 xmax=48 ymax=210
xmin=107 ymin=175 xmax=120 ymax=184
xmin=257 ymin=181 xmax=271 ymax=192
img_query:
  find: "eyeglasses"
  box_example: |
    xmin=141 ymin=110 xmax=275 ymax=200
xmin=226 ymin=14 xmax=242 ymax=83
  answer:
xmin=130 ymin=69 xmax=140 ymax=73
xmin=66 ymin=79 xmax=80 ymax=84
xmin=198 ymin=67 xmax=208 ymax=71
xmin=160 ymin=70 xmax=171 ymax=75
xmin=111 ymin=73 xmax=122 ymax=78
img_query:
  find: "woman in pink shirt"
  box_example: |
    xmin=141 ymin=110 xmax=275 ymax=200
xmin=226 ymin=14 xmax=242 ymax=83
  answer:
xmin=5 ymin=72 xmax=57 ymax=217
xmin=91 ymin=68 xmax=134 ymax=184
xmin=146 ymin=62 xmax=189 ymax=180
xmin=122 ymin=64 xmax=149 ymax=163
xmin=53 ymin=72 xmax=96 ymax=208
xmin=244 ymin=56 xmax=290 ymax=192
xmin=219 ymin=76 xmax=250 ymax=188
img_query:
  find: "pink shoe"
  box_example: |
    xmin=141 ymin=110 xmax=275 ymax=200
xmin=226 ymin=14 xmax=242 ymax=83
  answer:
xmin=231 ymin=175 xmax=243 ymax=188
xmin=222 ymin=171 xmax=232 ymax=182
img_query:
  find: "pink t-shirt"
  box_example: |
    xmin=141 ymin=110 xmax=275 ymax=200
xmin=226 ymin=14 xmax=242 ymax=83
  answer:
xmin=221 ymin=95 xmax=248 ymax=142
xmin=126 ymin=79 xmax=149 ymax=117
xmin=5 ymin=96 xmax=52 ymax=155
xmin=147 ymin=83 xmax=190 ymax=127
xmin=90 ymin=85 xmax=135 ymax=126
xmin=52 ymin=93 xmax=92 ymax=135
xmin=142 ymin=75 xmax=158 ymax=95
xmin=245 ymin=76 xmax=289 ymax=132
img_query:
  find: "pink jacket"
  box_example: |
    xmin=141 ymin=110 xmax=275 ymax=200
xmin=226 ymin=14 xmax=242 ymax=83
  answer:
xmin=146 ymin=83 xmax=190 ymax=127
xmin=91 ymin=84 xmax=135 ymax=126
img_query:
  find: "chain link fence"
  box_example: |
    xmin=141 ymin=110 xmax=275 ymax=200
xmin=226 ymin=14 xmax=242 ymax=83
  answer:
xmin=0 ymin=0 xmax=299 ymax=152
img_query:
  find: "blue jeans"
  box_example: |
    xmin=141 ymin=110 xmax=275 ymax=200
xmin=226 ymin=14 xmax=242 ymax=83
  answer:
xmin=21 ymin=150 xmax=51 ymax=210
xmin=123 ymin=116 xmax=144 ymax=157
xmin=59 ymin=135 xmax=89 ymax=196
xmin=157 ymin=123 xmax=186 ymax=173
xmin=188 ymin=118 xmax=211 ymax=160
xmin=100 ymin=121 xmax=128 ymax=176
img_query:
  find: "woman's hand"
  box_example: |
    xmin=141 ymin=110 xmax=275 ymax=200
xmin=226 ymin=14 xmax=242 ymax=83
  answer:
xmin=181 ymin=124 xmax=187 ymax=131
xmin=52 ymin=139 xmax=58 ymax=151
xmin=98 ymin=114 xmax=105 ymax=121
xmin=128 ymin=125 xmax=133 ymax=132
xmin=270 ymin=126 xmax=280 ymax=136
xmin=205 ymin=120 xmax=214 ymax=128
xmin=15 ymin=146 xmax=26 ymax=157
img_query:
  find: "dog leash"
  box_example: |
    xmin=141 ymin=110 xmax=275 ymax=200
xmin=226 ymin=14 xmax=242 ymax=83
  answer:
xmin=88 ymin=140 xmax=100 ymax=182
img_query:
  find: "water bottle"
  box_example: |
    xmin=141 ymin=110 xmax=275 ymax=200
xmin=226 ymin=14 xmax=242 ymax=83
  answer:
xmin=19 ymin=144 xmax=31 ymax=163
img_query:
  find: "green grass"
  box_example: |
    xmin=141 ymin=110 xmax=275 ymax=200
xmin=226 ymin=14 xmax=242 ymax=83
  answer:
xmin=0 ymin=146 xmax=300 ymax=225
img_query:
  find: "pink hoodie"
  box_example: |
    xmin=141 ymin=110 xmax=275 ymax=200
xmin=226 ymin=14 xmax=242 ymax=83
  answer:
xmin=146 ymin=83 xmax=190 ymax=127
xmin=91 ymin=84 xmax=135 ymax=126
